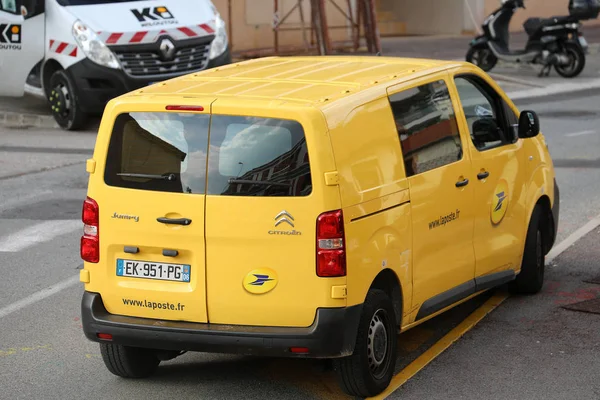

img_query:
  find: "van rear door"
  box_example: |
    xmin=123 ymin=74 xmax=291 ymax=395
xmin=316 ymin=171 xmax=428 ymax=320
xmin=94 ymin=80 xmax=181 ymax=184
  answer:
xmin=204 ymin=104 xmax=344 ymax=328
xmin=93 ymin=104 xmax=213 ymax=323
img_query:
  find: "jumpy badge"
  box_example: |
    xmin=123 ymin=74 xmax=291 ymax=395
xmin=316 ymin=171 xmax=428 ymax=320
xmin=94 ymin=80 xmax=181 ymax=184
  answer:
xmin=491 ymin=179 xmax=509 ymax=225
xmin=243 ymin=268 xmax=278 ymax=294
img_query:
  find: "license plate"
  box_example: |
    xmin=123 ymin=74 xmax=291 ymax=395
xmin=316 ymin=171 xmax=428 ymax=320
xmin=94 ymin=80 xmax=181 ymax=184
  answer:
xmin=579 ymin=36 xmax=588 ymax=48
xmin=117 ymin=259 xmax=190 ymax=282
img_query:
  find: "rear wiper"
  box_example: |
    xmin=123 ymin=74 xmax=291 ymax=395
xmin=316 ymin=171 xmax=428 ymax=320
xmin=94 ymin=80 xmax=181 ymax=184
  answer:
xmin=117 ymin=173 xmax=177 ymax=182
xmin=227 ymin=179 xmax=290 ymax=187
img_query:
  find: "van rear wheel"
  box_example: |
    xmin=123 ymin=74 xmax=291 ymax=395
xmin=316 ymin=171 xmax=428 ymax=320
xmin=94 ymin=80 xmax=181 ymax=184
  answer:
xmin=333 ymin=289 xmax=397 ymax=398
xmin=99 ymin=343 xmax=160 ymax=378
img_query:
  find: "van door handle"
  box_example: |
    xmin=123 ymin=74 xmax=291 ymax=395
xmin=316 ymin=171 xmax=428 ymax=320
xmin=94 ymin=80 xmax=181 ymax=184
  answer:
xmin=157 ymin=217 xmax=192 ymax=226
xmin=455 ymin=178 xmax=469 ymax=188
xmin=477 ymin=171 xmax=490 ymax=180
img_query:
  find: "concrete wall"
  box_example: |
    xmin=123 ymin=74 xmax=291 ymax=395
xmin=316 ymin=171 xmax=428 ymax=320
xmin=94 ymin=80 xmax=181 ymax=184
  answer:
xmin=212 ymin=0 xmax=354 ymax=52
xmin=376 ymin=0 xmax=466 ymax=35
xmin=211 ymin=0 xmax=600 ymax=52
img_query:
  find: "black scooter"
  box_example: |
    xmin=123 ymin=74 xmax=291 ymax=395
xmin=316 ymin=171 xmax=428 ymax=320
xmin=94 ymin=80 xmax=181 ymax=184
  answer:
xmin=467 ymin=0 xmax=599 ymax=78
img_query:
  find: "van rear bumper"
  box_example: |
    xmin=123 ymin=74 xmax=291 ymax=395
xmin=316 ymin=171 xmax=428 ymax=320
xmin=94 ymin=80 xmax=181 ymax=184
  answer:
xmin=81 ymin=291 xmax=362 ymax=358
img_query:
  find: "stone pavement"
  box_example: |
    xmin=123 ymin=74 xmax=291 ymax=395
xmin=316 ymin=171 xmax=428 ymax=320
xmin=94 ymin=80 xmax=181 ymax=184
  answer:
xmin=1 ymin=26 xmax=599 ymax=130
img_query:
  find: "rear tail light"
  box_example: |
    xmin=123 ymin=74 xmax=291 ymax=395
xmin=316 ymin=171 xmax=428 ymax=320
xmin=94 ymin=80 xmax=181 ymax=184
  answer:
xmin=81 ymin=196 xmax=99 ymax=263
xmin=316 ymin=210 xmax=346 ymax=277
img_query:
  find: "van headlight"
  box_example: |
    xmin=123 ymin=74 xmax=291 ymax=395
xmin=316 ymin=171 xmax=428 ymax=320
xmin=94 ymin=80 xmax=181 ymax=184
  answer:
xmin=72 ymin=20 xmax=120 ymax=69
xmin=209 ymin=15 xmax=228 ymax=60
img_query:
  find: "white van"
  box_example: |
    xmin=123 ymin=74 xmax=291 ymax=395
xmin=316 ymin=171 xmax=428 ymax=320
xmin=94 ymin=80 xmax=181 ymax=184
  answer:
xmin=0 ymin=0 xmax=230 ymax=130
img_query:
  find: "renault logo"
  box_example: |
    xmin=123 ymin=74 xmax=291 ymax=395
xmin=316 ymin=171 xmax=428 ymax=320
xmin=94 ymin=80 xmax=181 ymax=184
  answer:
xmin=274 ymin=210 xmax=294 ymax=227
xmin=159 ymin=38 xmax=175 ymax=60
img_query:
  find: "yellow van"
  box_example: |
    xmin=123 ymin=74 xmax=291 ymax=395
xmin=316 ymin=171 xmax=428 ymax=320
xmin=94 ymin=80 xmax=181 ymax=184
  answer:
xmin=80 ymin=56 xmax=559 ymax=397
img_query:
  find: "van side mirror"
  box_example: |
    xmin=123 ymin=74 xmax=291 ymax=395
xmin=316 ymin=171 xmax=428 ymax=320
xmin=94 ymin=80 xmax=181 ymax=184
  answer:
xmin=518 ymin=110 xmax=540 ymax=139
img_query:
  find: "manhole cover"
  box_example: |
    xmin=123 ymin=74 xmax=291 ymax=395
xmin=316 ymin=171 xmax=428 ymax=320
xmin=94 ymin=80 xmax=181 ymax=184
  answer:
xmin=536 ymin=110 xmax=599 ymax=119
xmin=562 ymin=298 xmax=600 ymax=315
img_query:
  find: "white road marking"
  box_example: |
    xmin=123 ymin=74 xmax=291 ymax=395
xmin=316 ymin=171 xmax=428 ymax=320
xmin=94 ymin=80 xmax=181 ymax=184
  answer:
xmin=547 ymin=212 xmax=600 ymax=263
xmin=565 ymin=130 xmax=596 ymax=138
xmin=0 ymin=220 xmax=81 ymax=252
xmin=0 ymin=275 xmax=79 ymax=319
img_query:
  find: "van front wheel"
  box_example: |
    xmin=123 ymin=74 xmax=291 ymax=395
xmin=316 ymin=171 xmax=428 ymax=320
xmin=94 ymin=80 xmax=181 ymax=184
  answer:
xmin=333 ymin=289 xmax=397 ymax=398
xmin=99 ymin=343 xmax=160 ymax=378
xmin=511 ymin=205 xmax=545 ymax=294
xmin=48 ymin=69 xmax=88 ymax=131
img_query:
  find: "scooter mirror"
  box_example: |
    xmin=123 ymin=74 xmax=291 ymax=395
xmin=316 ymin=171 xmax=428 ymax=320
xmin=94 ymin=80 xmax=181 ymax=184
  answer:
xmin=518 ymin=110 xmax=540 ymax=139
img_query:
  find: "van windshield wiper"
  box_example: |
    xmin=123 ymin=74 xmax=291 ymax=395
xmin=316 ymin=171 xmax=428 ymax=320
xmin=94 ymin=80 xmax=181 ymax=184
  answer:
xmin=117 ymin=173 xmax=177 ymax=182
xmin=227 ymin=179 xmax=290 ymax=187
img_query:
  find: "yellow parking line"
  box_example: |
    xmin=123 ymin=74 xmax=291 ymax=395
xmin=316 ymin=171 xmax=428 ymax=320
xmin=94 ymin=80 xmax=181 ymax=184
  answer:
xmin=368 ymin=292 xmax=509 ymax=400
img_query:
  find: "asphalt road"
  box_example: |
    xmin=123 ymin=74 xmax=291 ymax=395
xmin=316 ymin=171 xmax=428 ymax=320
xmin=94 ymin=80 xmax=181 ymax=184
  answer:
xmin=1 ymin=92 xmax=599 ymax=400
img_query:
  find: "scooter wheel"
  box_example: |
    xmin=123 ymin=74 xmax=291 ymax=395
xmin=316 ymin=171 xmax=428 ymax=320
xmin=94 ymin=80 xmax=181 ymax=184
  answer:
xmin=466 ymin=47 xmax=497 ymax=72
xmin=554 ymin=43 xmax=586 ymax=78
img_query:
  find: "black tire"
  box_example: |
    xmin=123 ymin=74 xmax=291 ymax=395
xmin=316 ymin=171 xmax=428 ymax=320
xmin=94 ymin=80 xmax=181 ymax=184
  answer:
xmin=99 ymin=343 xmax=160 ymax=378
xmin=554 ymin=42 xmax=586 ymax=78
xmin=512 ymin=205 xmax=545 ymax=294
xmin=47 ymin=69 xmax=88 ymax=131
xmin=333 ymin=289 xmax=397 ymax=398
xmin=466 ymin=46 xmax=498 ymax=72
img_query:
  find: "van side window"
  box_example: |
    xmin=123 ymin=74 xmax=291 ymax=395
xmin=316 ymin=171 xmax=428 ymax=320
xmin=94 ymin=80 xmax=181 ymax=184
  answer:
xmin=454 ymin=76 xmax=516 ymax=151
xmin=388 ymin=80 xmax=462 ymax=177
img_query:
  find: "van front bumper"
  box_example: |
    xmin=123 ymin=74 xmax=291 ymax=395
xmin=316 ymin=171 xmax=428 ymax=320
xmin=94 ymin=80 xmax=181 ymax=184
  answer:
xmin=81 ymin=291 xmax=362 ymax=358
xmin=66 ymin=47 xmax=231 ymax=116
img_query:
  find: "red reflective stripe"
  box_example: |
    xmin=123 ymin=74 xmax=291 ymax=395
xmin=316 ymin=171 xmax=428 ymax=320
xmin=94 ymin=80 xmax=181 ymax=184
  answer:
xmin=130 ymin=31 xmax=147 ymax=43
xmin=49 ymin=39 xmax=55 ymax=48
xmin=56 ymin=42 xmax=67 ymax=54
xmin=69 ymin=47 xmax=77 ymax=57
xmin=106 ymin=33 xmax=123 ymax=44
xmin=200 ymin=24 xmax=214 ymax=34
xmin=178 ymin=27 xmax=197 ymax=37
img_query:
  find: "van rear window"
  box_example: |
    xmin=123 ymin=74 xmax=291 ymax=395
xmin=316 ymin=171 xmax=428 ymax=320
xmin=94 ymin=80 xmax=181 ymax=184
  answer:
xmin=104 ymin=113 xmax=312 ymax=197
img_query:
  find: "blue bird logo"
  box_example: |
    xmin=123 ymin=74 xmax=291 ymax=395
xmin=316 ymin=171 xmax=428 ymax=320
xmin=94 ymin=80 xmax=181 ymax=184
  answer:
xmin=249 ymin=274 xmax=274 ymax=286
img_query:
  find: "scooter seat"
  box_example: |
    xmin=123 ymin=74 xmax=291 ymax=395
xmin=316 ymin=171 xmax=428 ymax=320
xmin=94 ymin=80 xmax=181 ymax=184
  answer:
xmin=523 ymin=16 xmax=578 ymax=35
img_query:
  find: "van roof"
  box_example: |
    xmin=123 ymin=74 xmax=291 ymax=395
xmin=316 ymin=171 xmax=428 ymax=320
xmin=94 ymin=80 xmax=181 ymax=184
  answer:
xmin=133 ymin=56 xmax=462 ymax=106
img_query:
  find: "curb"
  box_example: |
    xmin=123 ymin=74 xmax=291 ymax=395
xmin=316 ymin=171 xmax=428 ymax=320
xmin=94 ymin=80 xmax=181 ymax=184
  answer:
xmin=0 ymin=111 xmax=58 ymax=130
xmin=509 ymin=77 xmax=600 ymax=101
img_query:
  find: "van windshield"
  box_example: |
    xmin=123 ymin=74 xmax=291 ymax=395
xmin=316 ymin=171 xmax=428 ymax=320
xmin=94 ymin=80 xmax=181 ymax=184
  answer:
xmin=104 ymin=113 xmax=312 ymax=197
xmin=57 ymin=0 xmax=145 ymax=5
